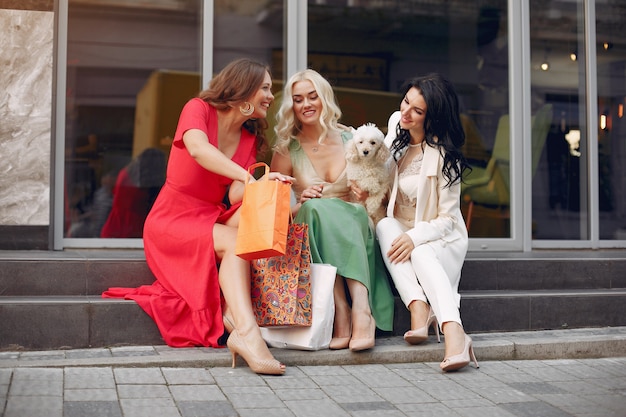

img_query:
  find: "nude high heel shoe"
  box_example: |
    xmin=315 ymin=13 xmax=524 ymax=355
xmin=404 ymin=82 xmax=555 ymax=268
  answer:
xmin=329 ymin=335 xmax=351 ymax=350
xmin=227 ymin=329 xmax=285 ymax=375
xmin=349 ymin=316 xmax=376 ymax=352
xmin=440 ymin=334 xmax=479 ymax=372
xmin=404 ymin=308 xmax=440 ymax=345
xmin=330 ymin=308 xmax=351 ymax=350
xmin=330 ymin=317 xmax=351 ymax=350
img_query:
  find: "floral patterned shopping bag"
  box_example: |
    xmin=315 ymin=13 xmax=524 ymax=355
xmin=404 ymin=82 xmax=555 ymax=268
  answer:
xmin=250 ymin=222 xmax=312 ymax=327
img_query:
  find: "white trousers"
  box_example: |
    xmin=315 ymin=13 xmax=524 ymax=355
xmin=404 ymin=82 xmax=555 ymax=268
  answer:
xmin=376 ymin=217 xmax=465 ymax=328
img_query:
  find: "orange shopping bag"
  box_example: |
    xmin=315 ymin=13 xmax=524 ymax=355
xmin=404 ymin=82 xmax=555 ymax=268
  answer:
xmin=235 ymin=162 xmax=291 ymax=260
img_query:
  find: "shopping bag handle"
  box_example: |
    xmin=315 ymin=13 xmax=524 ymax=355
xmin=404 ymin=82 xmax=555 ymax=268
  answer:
xmin=244 ymin=162 xmax=270 ymax=185
xmin=244 ymin=162 xmax=293 ymax=220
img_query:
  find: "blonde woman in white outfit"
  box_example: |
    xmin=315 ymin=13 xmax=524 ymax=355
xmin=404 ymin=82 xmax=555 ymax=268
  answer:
xmin=376 ymin=73 xmax=478 ymax=372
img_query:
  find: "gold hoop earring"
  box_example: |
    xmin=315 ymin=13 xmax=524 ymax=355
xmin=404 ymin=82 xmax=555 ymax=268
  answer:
xmin=239 ymin=102 xmax=254 ymax=117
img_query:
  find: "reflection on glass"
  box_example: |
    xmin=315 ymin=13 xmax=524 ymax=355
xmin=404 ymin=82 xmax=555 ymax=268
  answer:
xmin=306 ymin=0 xmax=509 ymax=237
xmin=64 ymin=0 xmax=201 ymax=238
xmin=214 ymin=0 xmax=283 ymax=160
xmin=214 ymin=0 xmax=283 ymax=73
xmin=100 ymin=148 xmax=166 ymax=238
xmin=530 ymin=0 xmax=587 ymax=240
xmin=596 ymin=4 xmax=626 ymax=241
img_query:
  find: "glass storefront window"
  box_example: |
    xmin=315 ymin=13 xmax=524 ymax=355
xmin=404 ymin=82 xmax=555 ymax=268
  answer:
xmin=64 ymin=0 xmax=201 ymax=239
xmin=213 ymin=0 xmax=283 ymax=160
xmin=56 ymin=0 xmax=624 ymax=248
xmin=213 ymin=1 xmax=283 ymax=75
xmin=596 ymin=3 xmax=626 ymax=241
xmin=305 ymin=0 xmax=509 ymax=237
xmin=530 ymin=1 xmax=588 ymax=240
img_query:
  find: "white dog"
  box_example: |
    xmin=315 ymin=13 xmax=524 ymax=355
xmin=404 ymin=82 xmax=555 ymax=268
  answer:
xmin=345 ymin=123 xmax=391 ymax=225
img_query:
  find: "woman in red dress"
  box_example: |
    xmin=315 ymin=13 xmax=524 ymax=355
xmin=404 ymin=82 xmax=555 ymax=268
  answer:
xmin=103 ymin=58 xmax=292 ymax=375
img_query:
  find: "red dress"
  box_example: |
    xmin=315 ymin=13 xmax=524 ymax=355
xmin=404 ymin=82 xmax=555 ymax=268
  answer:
xmin=103 ymin=98 xmax=257 ymax=347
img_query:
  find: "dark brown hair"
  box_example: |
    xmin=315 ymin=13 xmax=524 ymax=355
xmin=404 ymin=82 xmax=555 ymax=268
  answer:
xmin=390 ymin=73 xmax=469 ymax=187
xmin=198 ymin=58 xmax=271 ymax=155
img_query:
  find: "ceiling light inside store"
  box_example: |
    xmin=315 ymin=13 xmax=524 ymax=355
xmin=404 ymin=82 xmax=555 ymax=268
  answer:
xmin=541 ymin=47 xmax=550 ymax=71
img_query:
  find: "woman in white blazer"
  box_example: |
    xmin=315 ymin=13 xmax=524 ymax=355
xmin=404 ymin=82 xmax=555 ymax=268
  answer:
xmin=376 ymin=73 xmax=478 ymax=372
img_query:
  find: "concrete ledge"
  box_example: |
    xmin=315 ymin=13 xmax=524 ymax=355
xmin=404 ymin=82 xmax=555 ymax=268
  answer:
xmin=1 ymin=327 xmax=624 ymax=369
xmin=506 ymin=329 xmax=626 ymax=360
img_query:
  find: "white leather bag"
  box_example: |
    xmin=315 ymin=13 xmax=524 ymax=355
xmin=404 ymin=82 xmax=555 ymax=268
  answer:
xmin=260 ymin=263 xmax=336 ymax=350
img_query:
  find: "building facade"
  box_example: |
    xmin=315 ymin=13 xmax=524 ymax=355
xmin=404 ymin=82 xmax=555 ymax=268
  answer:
xmin=1 ymin=0 xmax=625 ymax=252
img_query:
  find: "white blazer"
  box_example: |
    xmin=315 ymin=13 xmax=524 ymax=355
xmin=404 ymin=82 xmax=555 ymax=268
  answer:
xmin=383 ymin=111 xmax=468 ymax=248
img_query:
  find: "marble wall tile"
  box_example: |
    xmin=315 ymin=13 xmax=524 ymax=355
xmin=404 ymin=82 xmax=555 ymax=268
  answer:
xmin=0 ymin=9 xmax=53 ymax=225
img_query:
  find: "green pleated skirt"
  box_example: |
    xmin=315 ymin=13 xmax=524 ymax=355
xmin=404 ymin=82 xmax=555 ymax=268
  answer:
xmin=294 ymin=198 xmax=394 ymax=331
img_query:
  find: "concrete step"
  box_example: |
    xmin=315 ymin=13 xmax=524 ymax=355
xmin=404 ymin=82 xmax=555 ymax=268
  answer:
xmin=2 ymin=288 xmax=626 ymax=350
xmin=0 ymin=296 xmax=163 ymax=350
xmin=1 ymin=250 xmax=625 ymax=296
xmin=0 ymin=250 xmax=153 ymax=296
xmin=1 ymin=249 xmax=625 ymax=350
xmin=459 ymin=252 xmax=626 ymax=291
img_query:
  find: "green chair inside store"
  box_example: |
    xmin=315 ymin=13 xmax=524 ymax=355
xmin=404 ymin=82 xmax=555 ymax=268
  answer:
xmin=462 ymin=104 xmax=553 ymax=233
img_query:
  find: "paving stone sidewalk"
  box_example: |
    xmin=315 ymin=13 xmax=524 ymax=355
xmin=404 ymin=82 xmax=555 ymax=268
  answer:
xmin=0 ymin=327 xmax=625 ymax=417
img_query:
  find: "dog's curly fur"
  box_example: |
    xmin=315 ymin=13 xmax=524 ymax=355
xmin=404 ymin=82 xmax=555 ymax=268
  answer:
xmin=345 ymin=123 xmax=391 ymax=225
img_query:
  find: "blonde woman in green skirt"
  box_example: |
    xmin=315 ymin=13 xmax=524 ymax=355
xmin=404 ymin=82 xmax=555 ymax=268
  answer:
xmin=271 ymin=69 xmax=394 ymax=351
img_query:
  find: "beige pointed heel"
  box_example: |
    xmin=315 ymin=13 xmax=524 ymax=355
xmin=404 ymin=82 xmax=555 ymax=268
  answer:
xmin=349 ymin=315 xmax=376 ymax=352
xmin=440 ymin=334 xmax=479 ymax=372
xmin=404 ymin=308 xmax=440 ymax=345
xmin=329 ymin=336 xmax=351 ymax=350
xmin=227 ymin=329 xmax=285 ymax=376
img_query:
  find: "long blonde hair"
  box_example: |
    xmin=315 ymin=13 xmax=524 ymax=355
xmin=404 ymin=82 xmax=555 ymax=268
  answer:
xmin=273 ymin=69 xmax=342 ymax=155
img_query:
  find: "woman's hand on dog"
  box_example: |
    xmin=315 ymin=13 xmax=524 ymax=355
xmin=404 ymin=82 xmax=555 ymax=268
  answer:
xmin=349 ymin=181 xmax=369 ymax=203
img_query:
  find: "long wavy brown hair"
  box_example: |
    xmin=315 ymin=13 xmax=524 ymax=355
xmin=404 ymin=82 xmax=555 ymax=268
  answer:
xmin=390 ymin=73 xmax=470 ymax=187
xmin=198 ymin=58 xmax=271 ymax=157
